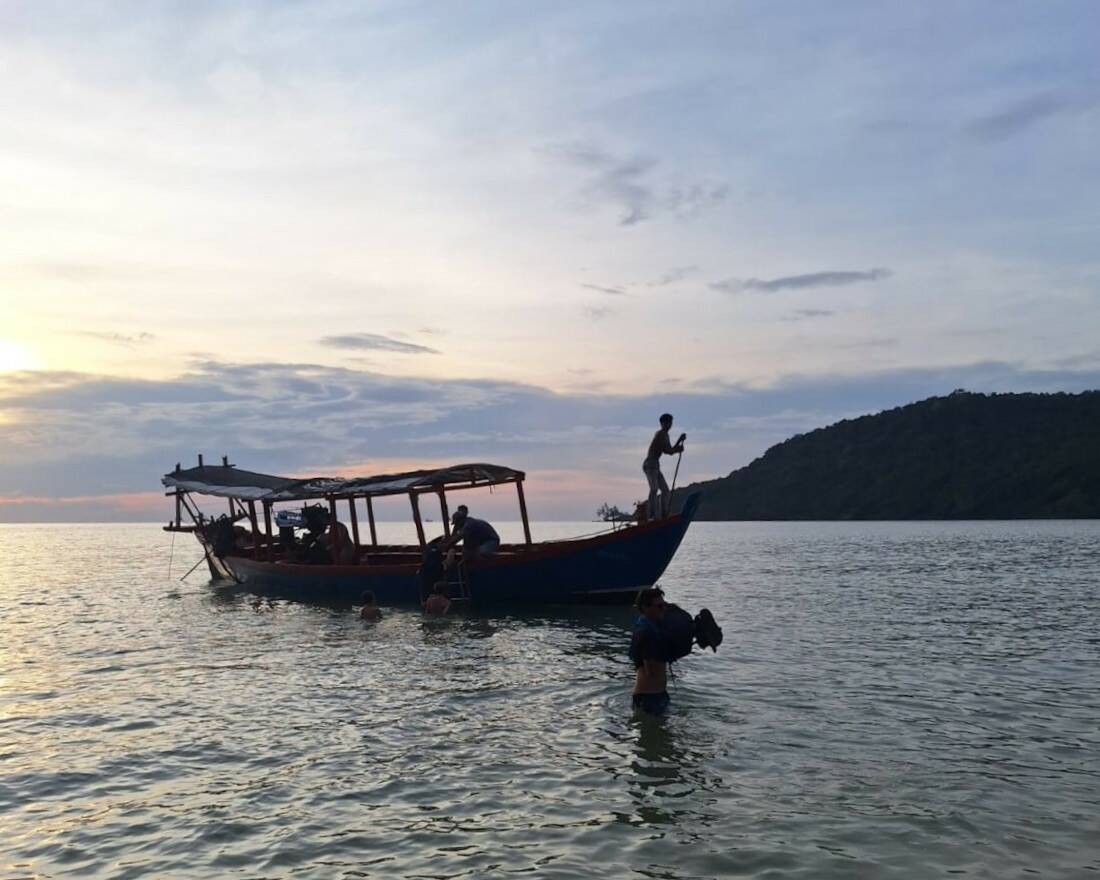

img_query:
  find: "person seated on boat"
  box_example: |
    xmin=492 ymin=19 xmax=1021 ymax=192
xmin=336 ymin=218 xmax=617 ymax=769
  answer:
xmin=299 ymin=506 xmax=356 ymax=564
xmin=322 ymin=517 xmax=356 ymax=565
xmin=297 ymin=506 xmax=333 ymax=564
xmin=643 ymin=413 xmax=686 ymax=519
xmin=359 ymin=590 xmax=382 ymax=621
xmin=423 ymin=581 xmax=451 ymax=616
xmin=440 ymin=505 xmax=500 ymax=567
xmin=630 ymin=587 xmax=670 ymax=716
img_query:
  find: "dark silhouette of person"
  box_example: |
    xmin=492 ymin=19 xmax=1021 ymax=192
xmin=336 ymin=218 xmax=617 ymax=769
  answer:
xmin=643 ymin=414 xmax=685 ymax=518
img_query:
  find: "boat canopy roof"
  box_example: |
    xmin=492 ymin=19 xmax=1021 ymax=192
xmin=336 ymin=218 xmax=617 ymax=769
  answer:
xmin=163 ymin=462 xmax=525 ymax=502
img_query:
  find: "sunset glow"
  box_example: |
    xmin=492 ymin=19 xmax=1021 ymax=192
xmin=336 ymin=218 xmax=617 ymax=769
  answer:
xmin=0 ymin=3 xmax=1096 ymax=521
xmin=0 ymin=340 xmax=39 ymax=373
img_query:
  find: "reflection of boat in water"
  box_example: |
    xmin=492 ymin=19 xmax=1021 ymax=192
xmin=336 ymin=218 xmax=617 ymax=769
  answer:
xmin=163 ymin=457 xmax=700 ymax=605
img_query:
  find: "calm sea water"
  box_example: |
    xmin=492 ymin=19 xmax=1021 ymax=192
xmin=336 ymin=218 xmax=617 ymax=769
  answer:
xmin=1 ymin=520 xmax=1098 ymax=879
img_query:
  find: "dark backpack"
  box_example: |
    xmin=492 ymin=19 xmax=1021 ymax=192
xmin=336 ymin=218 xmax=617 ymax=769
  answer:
xmin=663 ymin=604 xmax=724 ymax=659
xmin=661 ymin=604 xmax=697 ymax=661
xmin=694 ymin=608 xmax=723 ymax=652
xmin=630 ymin=603 xmax=725 ymax=665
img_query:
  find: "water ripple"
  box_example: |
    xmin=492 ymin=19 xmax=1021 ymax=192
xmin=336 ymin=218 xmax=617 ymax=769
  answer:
xmin=1 ymin=521 xmax=1099 ymax=877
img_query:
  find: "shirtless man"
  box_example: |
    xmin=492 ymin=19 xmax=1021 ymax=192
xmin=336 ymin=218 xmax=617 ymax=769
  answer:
xmin=359 ymin=590 xmax=382 ymax=621
xmin=630 ymin=587 xmax=670 ymax=715
xmin=301 ymin=507 xmax=356 ymax=564
xmin=643 ymin=413 xmax=685 ymax=519
xmin=424 ymin=582 xmax=451 ymax=616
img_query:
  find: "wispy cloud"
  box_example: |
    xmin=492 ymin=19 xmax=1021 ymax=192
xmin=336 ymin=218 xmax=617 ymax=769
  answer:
xmin=585 ymin=306 xmax=614 ymax=321
xmin=966 ymin=91 xmax=1093 ymax=141
xmin=649 ymin=266 xmax=697 ymax=286
xmin=3 ymin=358 xmax=1100 ymax=519
xmin=543 ymin=142 xmax=727 ymax=227
xmin=835 ymin=336 xmax=899 ymax=350
xmin=581 ymin=283 xmax=631 ymax=297
xmin=783 ymin=308 xmax=836 ymax=322
xmin=319 ymin=333 xmax=439 ymax=355
xmin=711 ymin=268 xmax=892 ymax=294
xmin=75 ymin=331 xmax=157 ymax=347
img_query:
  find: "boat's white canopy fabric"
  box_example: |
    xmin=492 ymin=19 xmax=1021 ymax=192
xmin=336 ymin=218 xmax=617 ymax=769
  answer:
xmin=163 ymin=463 xmax=524 ymax=501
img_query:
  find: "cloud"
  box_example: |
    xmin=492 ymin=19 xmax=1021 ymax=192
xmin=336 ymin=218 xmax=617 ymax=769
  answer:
xmin=835 ymin=336 xmax=899 ymax=350
xmin=580 ymin=283 xmax=630 ymax=297
xmin=711 ymin=268 xmax=892 ymax=294
xmin=783 ymin=308 xmax=835 ymax=321
xmin=966 ymin=92 xmax=1092 ymax=141
xmin=649 ymin=266 xmax=697 ymax=286
xmin=3 ymin=358 xmax=1100 ymax=520
xmin=543 ymin=142 xmax=727 ymax=226
xmin=319 ymin=333 xmax=440 ymax=355
xmin=74 ymin=331 xmax=157 ymax=347
xmin=585 ymin=306 xmax=614 ymax=320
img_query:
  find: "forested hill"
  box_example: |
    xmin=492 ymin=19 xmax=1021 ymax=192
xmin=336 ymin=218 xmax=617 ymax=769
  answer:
xmin=674 ymin=391 xmax=1100 ymax=520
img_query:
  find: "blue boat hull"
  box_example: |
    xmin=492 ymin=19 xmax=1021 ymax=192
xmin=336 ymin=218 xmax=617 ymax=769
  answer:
xmin=215 ymin=493 xmax=701 ymax=605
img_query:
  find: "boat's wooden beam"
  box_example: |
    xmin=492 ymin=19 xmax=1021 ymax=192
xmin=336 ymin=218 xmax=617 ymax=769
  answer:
xmin=328 ymin=496 xmax=342 ymax=560
xmin=409 ymin=491 xmax=426 ymax=548
xmin=175 ymin=492 xmax=182 ymax=529
xmin=247 ymin=500 xmax=260 ymax=560
xmin=348 ymin=498 xmax=360 ymax=553
xmin=516 ymin=479 xmax=532 ymax=546
xmin=262 ymin=501 xmax=274 ymax=562
xmin=366 ymin=496 xmax=378 ymax=546
xmin=178 ymin=492 xmax=204 ymax=527
xmin=437 ymin=489 xmax=450 ymax=537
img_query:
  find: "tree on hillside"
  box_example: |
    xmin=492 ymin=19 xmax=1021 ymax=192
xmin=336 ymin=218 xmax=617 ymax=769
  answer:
xmin=596 ymin=502 xmax=633 ymax=522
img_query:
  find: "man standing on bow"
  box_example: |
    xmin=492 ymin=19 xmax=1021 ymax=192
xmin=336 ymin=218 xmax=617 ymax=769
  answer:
xmin=643 ymin=413 xmax=685 ymax=519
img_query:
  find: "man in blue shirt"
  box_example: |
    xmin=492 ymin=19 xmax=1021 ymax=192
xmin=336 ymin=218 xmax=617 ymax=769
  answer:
xmin=440 ymin=504 xmax=500 ymax=567
xmin=630 ymin=587 xmax=670 ymax=715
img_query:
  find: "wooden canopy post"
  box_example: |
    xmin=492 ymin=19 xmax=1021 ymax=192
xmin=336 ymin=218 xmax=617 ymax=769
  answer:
xmin=174 ymin=492 xmax=182 ymax=528
xmin=328 ymin=496 xmax=341 ymax=560
xmin=516 ymin=479 xmax=532 ymax=546
xmin=348 ymin=498 xmax=360 ymax=552
xmin=366 ymin=496 xmax=378 ymax=546
xmin=262 ymin=501 xmax=274 ymax=561
xmin=409 ymin=491 xmax=426 ymax=548
xmin=437 ymin=488 xmax=450 ymax=537
xmin=247 ymin=500 xmax=261 ymax=560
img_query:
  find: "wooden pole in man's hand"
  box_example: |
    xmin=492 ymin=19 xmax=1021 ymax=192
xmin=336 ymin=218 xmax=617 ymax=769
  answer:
xmin=668 ymin=433 xmax=686 ymax=514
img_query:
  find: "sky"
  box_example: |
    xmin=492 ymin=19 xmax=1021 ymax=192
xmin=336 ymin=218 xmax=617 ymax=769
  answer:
xmin=1 ymin=0 xmax=1099 ymax=522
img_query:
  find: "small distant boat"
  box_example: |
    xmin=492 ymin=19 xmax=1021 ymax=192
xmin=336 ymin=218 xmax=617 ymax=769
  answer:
xmin=163 ymin=457 xmax=700 ymax=605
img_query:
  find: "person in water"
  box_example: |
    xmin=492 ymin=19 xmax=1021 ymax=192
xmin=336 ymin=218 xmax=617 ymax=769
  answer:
xmin=359 ymin=590 xmax=382 ymax=621
xmin=440 ymin=504 xmax=500 ymax=567
xmin=643 ymin=413 xmax=685 ymax=519
xmin=631 ymin=587 xmax=670 ymax=715
xmin=424 ymin=581 xmax=451 ymax=616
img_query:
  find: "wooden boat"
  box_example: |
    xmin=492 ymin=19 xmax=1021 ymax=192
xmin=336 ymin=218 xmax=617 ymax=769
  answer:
xmin=163 ymin=456 xmax=700 ymax=605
